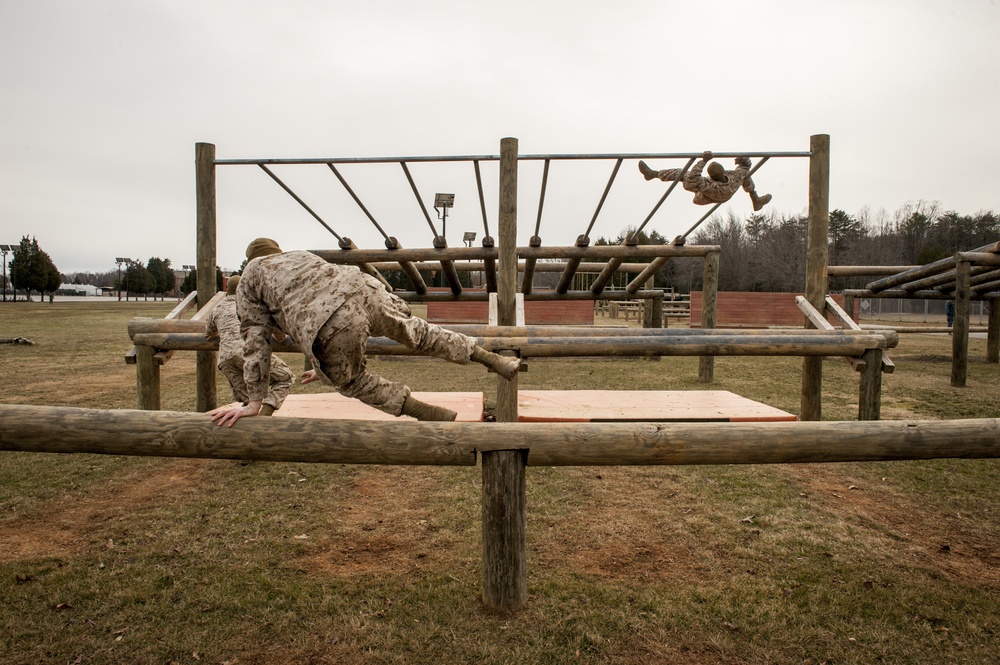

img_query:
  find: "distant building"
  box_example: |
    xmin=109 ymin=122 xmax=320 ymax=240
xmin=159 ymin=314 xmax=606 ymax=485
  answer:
xmin=57 ymin=283 xmax=101 ymax=296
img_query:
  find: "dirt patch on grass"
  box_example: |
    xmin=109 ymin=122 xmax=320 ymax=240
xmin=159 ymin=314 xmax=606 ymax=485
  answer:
xmin=532 ymin=468 xmax=704 ymax=583
xmin=296 ymin=466 xmax=465 ymax=577
xmin=0 ymin=459 xmax=209 ymax=562
xmin=783 ymin=465 xmax=1000 ymax=587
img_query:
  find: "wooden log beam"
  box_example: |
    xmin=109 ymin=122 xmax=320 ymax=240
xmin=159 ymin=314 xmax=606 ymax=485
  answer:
xmin=957 ymin=251 xmax=1000 ymax=266
xmin=368 ymin=260 xmax=659 ymax=274
xmin=865 ymin=242 xmax=1000 ymax=292
xmin=311 ymin=245 xmax=718 ymax=264
xmin=129 ymin=319 xmax=898 ymax=343
xmin=134 ymin=332 xmax=894 ymax=358
xmin=627 ymin=255 xmax=672 ymax=294
xmin=904 ymin=265 xmax=999 ymax=293
xmin=2 ymin=405 xmax=999 ymax=467
xmin=828 ymin=266 xmax=918 ymax=277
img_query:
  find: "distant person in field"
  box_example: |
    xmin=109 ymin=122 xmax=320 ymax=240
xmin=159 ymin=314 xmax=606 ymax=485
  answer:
xmin=639 ymin=150 xmax=772 ymax=211
xmin=205 ymin=274 xmax=294 ymax=416
xmin=210 ymin=238 xmax=520 ymax=426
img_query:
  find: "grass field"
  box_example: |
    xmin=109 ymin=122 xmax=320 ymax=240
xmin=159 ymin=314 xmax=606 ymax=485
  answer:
xmin=1 ymin=301 xmax=998 ymax=664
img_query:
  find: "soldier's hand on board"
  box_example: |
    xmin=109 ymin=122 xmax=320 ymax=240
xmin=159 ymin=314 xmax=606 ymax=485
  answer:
xmin=301 ymin=369 xmax=320 ymax=384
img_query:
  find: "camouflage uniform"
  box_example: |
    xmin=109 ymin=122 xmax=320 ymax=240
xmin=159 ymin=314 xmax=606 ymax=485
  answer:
xmin=237 ymin=250 xmax=476 ymax=416
xmin=651 ymin=157 xmax=757 ymax=205
xmin=205 ymin=294 xmax=294 ymax=411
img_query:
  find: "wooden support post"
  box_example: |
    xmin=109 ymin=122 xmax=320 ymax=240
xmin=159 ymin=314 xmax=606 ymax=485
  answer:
xmin=951 ymin=258 xmax=971 ymax=387
xmin=988 ymin=296 xmax=999 ymax=364
xmin=136 ymin=346 xmax=161 ymax=411
xmin=858 ymin=347 xmax=882 ymax=421
xmin=801 ymin=134 xmax=830 ymax=421
xmin=843 ymin=293 xmax=855 ymax=324
xmin=698 ymin=249 xmax=719 ymax=383
xmin=481 ymin=136 xmax=527 ymax=613
xmin=481 ymin=448 xmax=527 ymax=612
xmin=520 ymin=236 xmax=540 ymax=295
xmin=195 ymin=142 xmax=218 ymax=412
xmin=644 ymin=293 xmax=663 ymax=329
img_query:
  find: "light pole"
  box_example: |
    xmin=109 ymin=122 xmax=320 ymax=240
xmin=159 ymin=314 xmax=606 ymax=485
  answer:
xmin=0 ymin=244 xmax=12 ymax=302
xmin=434 ymin=193 xmax=455 ymax=242
xmin=116 ymin=258 xmax=132 ymax=302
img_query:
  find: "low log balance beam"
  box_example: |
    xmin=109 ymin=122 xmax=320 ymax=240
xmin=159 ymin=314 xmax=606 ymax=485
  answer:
xmin=2 ymin=405 xmax=997 ymax=466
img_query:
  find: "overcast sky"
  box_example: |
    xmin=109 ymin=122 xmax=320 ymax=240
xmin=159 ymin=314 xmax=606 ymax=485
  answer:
xmin=2 ymin=0 xmax=998 ymax=274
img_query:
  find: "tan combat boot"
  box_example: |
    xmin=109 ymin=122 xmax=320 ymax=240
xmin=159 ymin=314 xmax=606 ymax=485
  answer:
xmin=470 ymin=346 xmax=521 ymax=380
xmin=638 ymin=160 xmax=658 ymax=181
xmin=752 ymin=193 xmax=772 ymax=212
xmin=402 ymin=395 xmax=458 ymax=421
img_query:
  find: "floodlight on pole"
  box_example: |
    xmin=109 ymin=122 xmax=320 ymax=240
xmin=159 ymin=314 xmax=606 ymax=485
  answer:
xmin=433 ymin=193 xmax=455 ymax=240
xmin=115 ymin=257 xmax=133 ymax=302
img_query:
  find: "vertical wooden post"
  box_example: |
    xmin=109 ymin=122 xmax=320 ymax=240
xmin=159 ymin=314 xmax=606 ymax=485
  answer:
xmin=858 ymin=347 xmax=882 ymax=421
xmin=643 ymin=277 xmax=662 ymax=329
xmin=987 ymin=296 xmax=999 ymax=364
xmin=951 ymin=258 xmax=971 ymax=387
xmin=195 ymin=143 xmax=218 ymax=412
xmin=843 ymin=293 xmax=856 ymax=324
xmin=698 ymin=250 xmax=719 ymax=383
xmin=800 ymin=134 xmax=830 ymax=421
xmin=481 ymin=137 xmax=527 ymax=613
xmin=136 ymin=346 xmax=161 ymax=411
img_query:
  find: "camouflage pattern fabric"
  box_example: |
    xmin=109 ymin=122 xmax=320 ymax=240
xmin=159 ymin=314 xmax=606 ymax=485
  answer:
xmin=205 ymin=295 xmax=245 ymax=364
xmin=207 ymin=294 xmax=293 ymax=409
xmin=654 ymin=158 xmax=756 ymax=206
xmin=238 ymin=250 xmax=475 ymax=413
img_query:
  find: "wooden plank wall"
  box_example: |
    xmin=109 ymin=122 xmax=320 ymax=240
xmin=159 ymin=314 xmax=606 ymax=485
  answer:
xmin=688 ymin=292 xmax=857 ymax=328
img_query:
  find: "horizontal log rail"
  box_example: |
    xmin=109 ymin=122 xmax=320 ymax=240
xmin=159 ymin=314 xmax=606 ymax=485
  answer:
xmin=130 ymin=331 xmax=894 ymax=357
xmin=127 ymin=317 xmax=899 ymax=345
xmin=368 ymin=261 xmax=660 ymax=273
xmin=2 ymin=405 xmax=997 ymax=467
xmin=311 ymin=245 xmax=720 ymax=264
xmin=828 ymin=266 xmax=918 ymax=277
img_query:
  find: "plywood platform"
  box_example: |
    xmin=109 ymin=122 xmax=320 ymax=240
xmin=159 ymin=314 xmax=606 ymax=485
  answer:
xmin=516 ymin=390 xmax=797 ymax=422
xmin=267 ymin=390 xmax=795 ymax=423
xmin=272 ymin=392 xmax=485 ymax=422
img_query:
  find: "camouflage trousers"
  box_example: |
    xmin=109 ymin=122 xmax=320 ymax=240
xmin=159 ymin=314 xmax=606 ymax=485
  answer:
xmin=219 ymin=354 xmax=294 ymax=410
xmin=313 ymin=277 xmax=476 ymax=416
xmin=653 ymin=168 xmax=757 ymax=197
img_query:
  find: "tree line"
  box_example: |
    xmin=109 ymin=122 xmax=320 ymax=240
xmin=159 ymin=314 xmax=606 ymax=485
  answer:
xmin=594 ymin=201 xmax=999 ymax=294
xmin=4 ymin=235 xmax=181 ymax=301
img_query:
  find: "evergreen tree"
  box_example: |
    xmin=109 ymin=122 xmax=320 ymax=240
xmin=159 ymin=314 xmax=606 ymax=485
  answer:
xmin=146 ymin=257 xmax=174 ymax=300
xmin=9 ymin=236 xmax=60 ymax=301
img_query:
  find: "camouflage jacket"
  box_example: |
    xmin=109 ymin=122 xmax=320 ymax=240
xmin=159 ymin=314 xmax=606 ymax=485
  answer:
xmin=684 ymin=158 xmax=750 ymax=205
xmin=204 ymin=295 xmax=243 ymax=364
xmin=237 ymin=250 xmax=371 ymax=401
